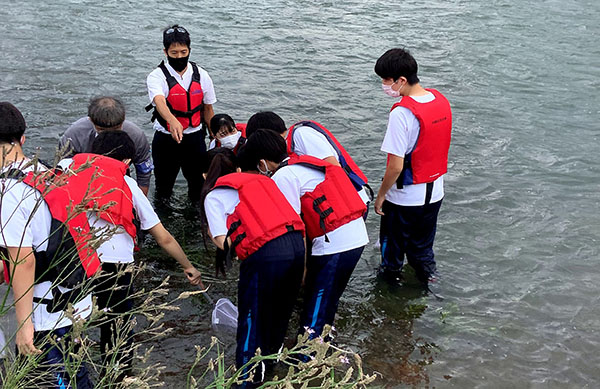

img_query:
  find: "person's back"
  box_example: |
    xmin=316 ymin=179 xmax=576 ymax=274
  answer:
xmin=0 ymin=101 xmax=94 ymax=388
xmin=242 ymin=129 xmax=368 ymax=340
xmin=273 ymin=158 xmax=368 ymax=255
xmin=286 ymin=120 xmax=371 ymax=204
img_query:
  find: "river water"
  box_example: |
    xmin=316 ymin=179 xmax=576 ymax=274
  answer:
xmin=1 ymin=0 xmax=599 ymax=387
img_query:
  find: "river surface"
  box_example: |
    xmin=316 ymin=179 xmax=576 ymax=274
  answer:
xmin=1 ymin=0 xmax=599 ymax=387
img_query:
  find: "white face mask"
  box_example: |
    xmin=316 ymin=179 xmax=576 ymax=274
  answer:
xmin=257 ymin=160 xmax=273 ymax=177
xmin=219 ymin=132 xmax=242 ymax=149
xmin=382 ymin=81 xmax=403 ymax=97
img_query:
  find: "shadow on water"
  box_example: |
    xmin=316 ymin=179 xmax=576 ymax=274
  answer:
xmin=337 ymin=274 xmax=441 ymax=388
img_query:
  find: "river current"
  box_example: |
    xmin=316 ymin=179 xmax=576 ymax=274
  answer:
xmin=1 ymin=0 xmax=599 ymax=387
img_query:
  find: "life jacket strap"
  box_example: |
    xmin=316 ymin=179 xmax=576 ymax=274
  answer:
xmin=32 ymin=287 xmax=85 ymax=314
xmin=312 ymin=195 xmax=332 ymax=243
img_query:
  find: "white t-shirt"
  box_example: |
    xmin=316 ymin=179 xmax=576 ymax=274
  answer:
xmin=381 ymin=92 xmax=445 ymax=206
xmin=147 ymin=60 xmax=217 ymax=135
xmin=0 ymin=160 xmax=92 ymax=332
xmin=292 ymin=126 xmax=370 ymax=204
xmin=203 ymin=188 xmax=240 ymax=238
xmin=271 ymin=163 xmax=369 ymax=256
xmin=58 ymin=159 xmax=161 ymax=264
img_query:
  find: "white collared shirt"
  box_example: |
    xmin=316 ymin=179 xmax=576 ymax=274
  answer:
xmin=146 ymin=60 xmax=217 ymax=134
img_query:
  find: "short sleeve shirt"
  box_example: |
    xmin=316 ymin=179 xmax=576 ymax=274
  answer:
xmin=204 ymin=188 xmax=240 ymax=238
xmin=57 ymin=159 xmax=160 ymax=264
xmin=147 ymin=61 xmax=217 ymax=135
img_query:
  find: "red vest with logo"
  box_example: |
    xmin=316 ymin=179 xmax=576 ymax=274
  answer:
xmin=286 ymin=120 xmax=368 ymax=190
xmin=151 ymin=61 xmax=204 ymax=132
xmin=212 ymin=173 xmax=305 ymax=260
xmin=390 ymin=89 xmax=452 ymax=185
xmin=283 ymin=155 xmax=366 ymax=240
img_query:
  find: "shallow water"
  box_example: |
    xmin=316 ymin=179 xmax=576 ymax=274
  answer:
xmin=1 ymin=0 xmax=600 ymax=387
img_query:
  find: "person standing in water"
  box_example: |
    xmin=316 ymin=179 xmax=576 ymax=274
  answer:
xmin=146 ymin=24 xmax=216 ymax=205
xmin=373 ymin=48 xmax=452 ymax=288
xmin=200 ymin=147 xmax=305 ymax=386
xmin=243 ymin=129 xmax=368 ymax=339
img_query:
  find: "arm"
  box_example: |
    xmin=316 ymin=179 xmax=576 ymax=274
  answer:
xmin=322 ymin=156 xmax=341 ymax=167
xmin=8 ymin=246 xmax=41 ymax=355
xmin=211 ymin=234 xmax=226 ymax=251
xmin=147 ymin=222 xmax=203 ymax=286
xmin=153 ymin=95 xmax=185 ymax=143
xmin=138 ymin=184 xmax=149 ymax=196
xmin=374 ymin=154 xmax=404 ymax=216
xmin=133 ymin=158 xmax=152 ymax=196
xmin=203 ymin=104 xmax=214 ymax=133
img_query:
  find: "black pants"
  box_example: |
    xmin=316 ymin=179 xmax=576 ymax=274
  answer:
xmin=152 ymin=130 xmax=207 ymax=202
xmin=94 ymin=262 xmax=135 ymax=381
xmin=236 ymin=231 xmax=305 ymax=385
xmin=379 ymin=199 xmax=442 ymax=283
xmin=300 ymin=246 xmax=365 ymax=338
xmin=32 ymin=325 xmax=93 ymax=389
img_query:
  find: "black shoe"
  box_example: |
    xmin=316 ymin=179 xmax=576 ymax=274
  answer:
xmin=377 ymin=267 xmax=404 ymax=285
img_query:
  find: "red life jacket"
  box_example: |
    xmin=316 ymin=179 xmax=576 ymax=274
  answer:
xmin=282 ymin=155 xmax=366 ymax=240
xmin=214 ymin=123 xmax=247 ymax=154
xmin=146 ymin=61 xmax=204 ymax=132
xmin=69 ymin=154 xmax=138 ymax=242
xmin=286 ymin=120 xmax=368 ymax=191
xmin=212 ymin=173 xmax=305 ymax=260
xmin=389 ymin=89 xmax=452 ymax=185
xmin=1 ymin=155 xmax=137 ymax=282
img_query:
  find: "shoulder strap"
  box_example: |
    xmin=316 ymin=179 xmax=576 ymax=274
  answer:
xmin=158 ymin=60 xmax=179 ymax=91
xmin=0 ymin=168 xmax=25 ymax=180
xmin=190 ymin=61 xmax=201 ymax=83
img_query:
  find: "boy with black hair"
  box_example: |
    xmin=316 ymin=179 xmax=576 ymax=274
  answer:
xmin=0 ymin=102 xmax=94 ymax=388
xmin=61 ymin=130 xmax=203 ymax=380
xmin=245 ymin=111 xmax=287 ymax=138
xmin=373 ymin=48 xmax=452 ymax=288
xmin=146 ymin=24 xmax=217 ymax=204
xmin=59 ymin=96 xmax=153 ymax=195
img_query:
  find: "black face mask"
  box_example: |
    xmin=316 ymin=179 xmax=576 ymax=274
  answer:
xmin=167 ymin=55 xmax=189 ymax=72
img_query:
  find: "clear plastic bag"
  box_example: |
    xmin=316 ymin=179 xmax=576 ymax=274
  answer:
xmin=0 ymin=328 xmax=6 ymax=359
xmin=211 ymin=298 xmax=238 ymax=332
